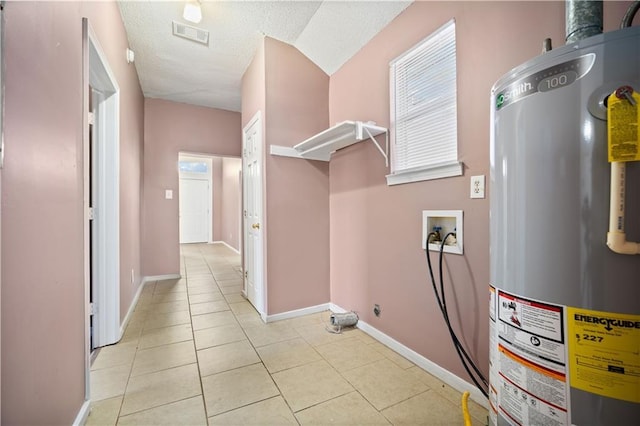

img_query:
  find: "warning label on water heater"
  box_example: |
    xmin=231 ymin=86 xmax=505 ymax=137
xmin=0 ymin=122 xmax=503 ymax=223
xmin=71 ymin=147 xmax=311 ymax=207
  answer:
xmin=607 ymin=89 xmax=640 ymax=162
xmin=493 ymin=289 xmax=569 ymax=426
xmin=567 ymin=307 xmax=640 ymax=403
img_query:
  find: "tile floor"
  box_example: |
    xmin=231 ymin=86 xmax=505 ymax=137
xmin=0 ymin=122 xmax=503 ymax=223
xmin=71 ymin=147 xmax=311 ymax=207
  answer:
xmin=87 ymin=243 xmax=488 ymax=425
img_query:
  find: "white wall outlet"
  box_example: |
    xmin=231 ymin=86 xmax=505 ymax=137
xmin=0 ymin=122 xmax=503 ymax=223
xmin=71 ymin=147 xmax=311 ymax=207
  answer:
xmin=165 ymin=189 xmax=173 ymax=199
xmin=470 ymin=175 xmax=485 ymax=199
xmin=422 ymin=210 xmax=463 ymax=255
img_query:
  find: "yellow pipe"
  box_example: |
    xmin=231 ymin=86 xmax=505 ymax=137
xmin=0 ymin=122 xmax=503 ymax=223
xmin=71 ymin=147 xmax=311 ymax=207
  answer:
xmin=607 ymin=162 xmax=640 ymax=255
xmin=462 ymin=391 xmax=472 ymax=426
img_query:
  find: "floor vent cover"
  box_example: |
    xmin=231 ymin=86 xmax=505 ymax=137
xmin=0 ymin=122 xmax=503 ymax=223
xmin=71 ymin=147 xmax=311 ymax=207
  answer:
xmin=172 ymin=21 xmax=209 ymax=46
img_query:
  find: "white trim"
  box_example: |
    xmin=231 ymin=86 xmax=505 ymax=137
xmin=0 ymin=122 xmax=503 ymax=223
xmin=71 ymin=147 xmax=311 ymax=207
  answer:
xmin=72 ymin=399 xmax=91 ymax=426
xmin=212 ymin=240 xmax=241 ymax=255
xmin=331 ymin=303 xmax=489 ymax=409
xmin=82 ymin=16 xmax=91 ymax=404
xmin=328 ymin=303 xmax=348 ymax=314
xmin=265 ymin=303 xmax=331 ymax=323
xmin=270 ymin=145 xmax=309 ymax=160
xmin=386 ymin=161 xmax=463 ymax=186
xmin=88 ymin=23 xmax=120 ymax=348
xmin=389 ymin=19 xmax=459 ymax=185
xmin=119 ymin=279 xmax=148 ymax=338
xmin=142 ymin=274 xmax=182 ymax=284
xmin=178 ymin=153 xmax=213 ymax=244
xmin=242 ymin=111 xmax=266 ymax=317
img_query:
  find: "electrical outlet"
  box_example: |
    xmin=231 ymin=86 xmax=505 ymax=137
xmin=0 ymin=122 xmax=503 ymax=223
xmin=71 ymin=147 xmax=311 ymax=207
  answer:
xmin=131 ymin=268 xmax=135 ymax=285
xmin=470 ymin=175 xmax=485 ymax=199
xmin=373 ymin=304 xmax=381 ymax=317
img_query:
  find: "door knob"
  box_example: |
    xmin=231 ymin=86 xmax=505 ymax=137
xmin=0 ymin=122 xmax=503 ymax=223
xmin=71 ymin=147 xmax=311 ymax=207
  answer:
xmin=252 ymin=223 xmax=260 ymax=229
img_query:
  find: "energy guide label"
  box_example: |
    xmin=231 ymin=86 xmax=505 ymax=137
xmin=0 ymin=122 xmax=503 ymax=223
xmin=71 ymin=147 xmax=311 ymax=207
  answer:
xmin=567 ymin=307 xmax=640 ymax=403
xmin=496 ymin=289 xmax=569 ymax=426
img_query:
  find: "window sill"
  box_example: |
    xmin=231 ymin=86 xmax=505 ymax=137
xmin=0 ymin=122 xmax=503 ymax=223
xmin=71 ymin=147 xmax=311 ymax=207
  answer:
xmin=386 ymin=161 xmax=463 ymax=186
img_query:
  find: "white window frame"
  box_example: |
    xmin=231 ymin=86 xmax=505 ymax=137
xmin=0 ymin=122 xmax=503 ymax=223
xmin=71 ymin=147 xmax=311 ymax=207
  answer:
xmin=387 ymin=19 xmax=462 ymax=186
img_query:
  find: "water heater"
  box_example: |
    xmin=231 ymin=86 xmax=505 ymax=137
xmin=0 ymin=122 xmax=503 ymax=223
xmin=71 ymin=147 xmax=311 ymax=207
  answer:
xmin=489 ymin=26 xmax=640 ymax=425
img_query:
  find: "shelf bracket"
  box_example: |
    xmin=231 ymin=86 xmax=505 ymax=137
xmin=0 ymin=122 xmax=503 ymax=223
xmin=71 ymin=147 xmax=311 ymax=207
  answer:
xmin=363 ymin=126 xmax=389 ymax=168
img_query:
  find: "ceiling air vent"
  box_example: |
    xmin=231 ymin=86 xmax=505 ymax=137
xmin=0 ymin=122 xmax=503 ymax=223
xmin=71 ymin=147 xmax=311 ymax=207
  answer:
xmin=172 ymin=21 xmax=209 ymax=46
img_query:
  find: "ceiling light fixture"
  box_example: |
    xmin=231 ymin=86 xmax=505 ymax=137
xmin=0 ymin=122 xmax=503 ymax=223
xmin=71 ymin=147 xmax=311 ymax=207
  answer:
xmin=183 ymin=0 xmax=202 ymax=24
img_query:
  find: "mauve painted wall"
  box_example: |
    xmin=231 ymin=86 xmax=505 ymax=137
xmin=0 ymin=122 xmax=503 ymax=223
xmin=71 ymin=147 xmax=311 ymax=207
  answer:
xmin=241 ymin=39 xmax=265 ymax=129
xmin=1 ymin=1 xmax=144 ymax=423
xmin=263 ymin=38 xmax=330 ymax=314
xmin=328 ymin=0 xmax=633 ymax=386
xmin=143 ymin=99 xmax=241 ymax=277
xmin=222 ymin=158 xmax=242 ymax=251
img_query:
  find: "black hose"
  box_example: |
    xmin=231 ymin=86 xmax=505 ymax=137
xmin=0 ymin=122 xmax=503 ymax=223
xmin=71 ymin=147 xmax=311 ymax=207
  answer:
xmin=621 ymin=1 xmax=640 ymax=29
xmin=425 ymin=232 xmax=489 ymax=398
xmin=439 ymin=233 xmax=489 ymax=387
xmin=426 ymin=238 xmax=488 ymax=397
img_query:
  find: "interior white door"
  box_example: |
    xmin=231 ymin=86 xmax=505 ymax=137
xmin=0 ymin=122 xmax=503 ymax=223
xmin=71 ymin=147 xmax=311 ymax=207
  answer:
xmin=179 ymin=178 xmax=209 ymax=243
xmin=243 ymin=113 xmax=264 ymax=314
xmin=85 ymin=19 xmax=120 ymax=352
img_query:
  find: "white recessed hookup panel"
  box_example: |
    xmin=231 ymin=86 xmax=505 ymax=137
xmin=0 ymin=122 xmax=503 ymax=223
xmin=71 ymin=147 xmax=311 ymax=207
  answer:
xmin=422 ymin=210 xmax=463 ymax=255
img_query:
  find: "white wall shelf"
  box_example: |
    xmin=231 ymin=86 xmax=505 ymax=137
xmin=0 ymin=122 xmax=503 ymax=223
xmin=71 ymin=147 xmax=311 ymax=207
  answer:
xmin=270 ymin=120 xmax=388 ymax=166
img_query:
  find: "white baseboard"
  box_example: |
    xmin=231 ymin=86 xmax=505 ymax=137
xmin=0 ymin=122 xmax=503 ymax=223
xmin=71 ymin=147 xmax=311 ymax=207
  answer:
xmin=212 ymin=240 xmax=241 ymax=255
xmin=73 ymin=399 xmax=91 ymax=426
xmin=119 ymin=279 xmax=148 ymax=338
xmin=331 ymin=303 xmax=489 ymax=409
xmin=329 ymin=303 xmax=348 ymax=314
xmin=141 ymin=274 xmax=181 ymax=284
xmin=265 ymin=303 xmax=331 ymax=323
xmin=120 ymin=274 xmax=182 ymax=338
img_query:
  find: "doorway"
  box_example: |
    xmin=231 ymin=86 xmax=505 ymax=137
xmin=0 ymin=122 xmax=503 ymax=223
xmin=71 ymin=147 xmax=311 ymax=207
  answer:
xmin=242 ymin=112 xmax=265 ymax=316
xmin=83 ymin=19 xmax=120 ymax=399
xmin=179 ymin=154 xmax=213 ymax=244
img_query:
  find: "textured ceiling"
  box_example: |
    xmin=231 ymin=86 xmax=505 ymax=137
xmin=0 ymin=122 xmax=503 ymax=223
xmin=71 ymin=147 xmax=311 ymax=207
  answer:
xmin=118 ymin=1 xmax=412 ymax=112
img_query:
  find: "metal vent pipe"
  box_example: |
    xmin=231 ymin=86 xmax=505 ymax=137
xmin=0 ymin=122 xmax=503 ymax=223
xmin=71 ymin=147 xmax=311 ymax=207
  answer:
xmin=565 ymin=0 xmax=603 ymax=43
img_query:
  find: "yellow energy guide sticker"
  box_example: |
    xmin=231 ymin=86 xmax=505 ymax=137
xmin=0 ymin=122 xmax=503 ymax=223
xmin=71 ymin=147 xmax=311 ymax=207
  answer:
xmin=608 ymin=88 xmax=640 ymax=162
xmin=567 ymin=307 xmax=640 ymax=403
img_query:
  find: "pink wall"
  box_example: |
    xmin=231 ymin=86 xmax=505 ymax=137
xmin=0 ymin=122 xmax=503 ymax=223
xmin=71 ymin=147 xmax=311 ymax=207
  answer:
xmin=241 ymin=40 xmax=266 ymax=128
xmin=328 ymin=0 xmax=633 ymax=385
xmin=222 ymin=158 xmax=242 ymax=251
xmin=241 ymin=38 xmax=331 ymax=314
xmin=263 ymin=38 xmax=331 ymax=314
xmin=143 ymin=99 xmax=241 ymax=276
xmin=1 ymin=2 xmax=144 ymax=424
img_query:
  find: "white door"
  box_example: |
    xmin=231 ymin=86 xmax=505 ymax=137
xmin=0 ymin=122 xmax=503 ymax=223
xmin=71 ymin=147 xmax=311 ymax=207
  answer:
xmin=243 ymin=113 xmax=264 ymax=314
xmin=84 ymin=19 xmax=120 ymax=357
xmin=179 ymin=178 xmax=209 ymax=243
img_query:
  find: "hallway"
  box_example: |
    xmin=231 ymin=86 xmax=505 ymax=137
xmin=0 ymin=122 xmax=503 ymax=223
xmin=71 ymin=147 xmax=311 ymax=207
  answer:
xmin=87 ymin=243 xmax=488 ymax=425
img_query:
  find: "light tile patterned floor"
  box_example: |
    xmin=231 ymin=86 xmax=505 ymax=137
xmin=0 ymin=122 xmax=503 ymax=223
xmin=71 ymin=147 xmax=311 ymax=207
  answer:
xmin=87 ymin=243 xmax=488 ymax=425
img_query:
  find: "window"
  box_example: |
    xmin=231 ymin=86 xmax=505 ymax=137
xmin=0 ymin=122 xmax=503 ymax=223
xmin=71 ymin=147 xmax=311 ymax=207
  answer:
xmin=179 ymin=161 xmax=208 ymax=173
xmin=387 ymin=19 xmax=462 ymax=186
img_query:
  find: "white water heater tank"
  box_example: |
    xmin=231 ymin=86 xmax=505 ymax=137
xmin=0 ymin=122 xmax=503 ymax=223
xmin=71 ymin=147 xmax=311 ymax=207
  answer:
xmin=489 ymin=26 xmax=640 ymax=425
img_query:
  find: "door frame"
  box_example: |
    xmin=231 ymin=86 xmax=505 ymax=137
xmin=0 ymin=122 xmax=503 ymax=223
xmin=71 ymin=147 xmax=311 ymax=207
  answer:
xmin=83 ymin=18 xmax=120 ymax=398
xmin=242 ymin=111 xmax=266 ymax=318
xmin=178 ymin=153 xmax=213 ymax=244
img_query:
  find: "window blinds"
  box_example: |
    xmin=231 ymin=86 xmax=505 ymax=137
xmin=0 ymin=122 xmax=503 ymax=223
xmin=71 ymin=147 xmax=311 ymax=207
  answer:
xmin=390 ymin=20 xmax=457 ymax=175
